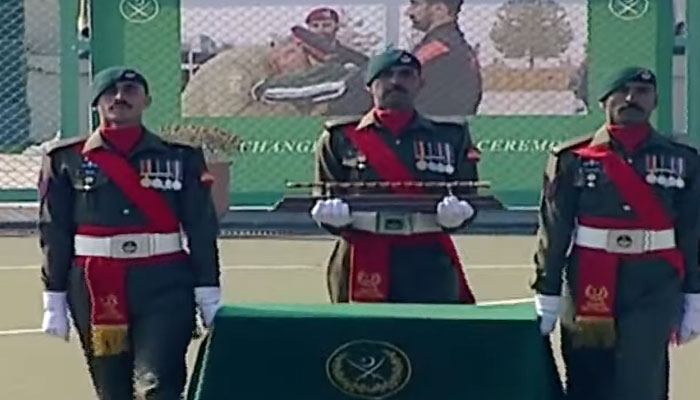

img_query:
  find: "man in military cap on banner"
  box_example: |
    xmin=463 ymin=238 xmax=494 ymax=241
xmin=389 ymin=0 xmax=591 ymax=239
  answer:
xmin=311 ymin=48 xmax=479 ymax=303
xmin=39 ymin=66 xmax=222 ymax=399
xmin=406 ymin=0 xmax=482 ymax=116
xmin=303 ymin=7 xmax=369 ymax=68
xmin=532 ymin=67 xmax=700 ymax=400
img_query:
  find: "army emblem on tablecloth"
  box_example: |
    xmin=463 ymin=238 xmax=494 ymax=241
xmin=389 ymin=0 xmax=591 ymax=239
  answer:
xmin=326 ymin=340 xmax=411 ymax=400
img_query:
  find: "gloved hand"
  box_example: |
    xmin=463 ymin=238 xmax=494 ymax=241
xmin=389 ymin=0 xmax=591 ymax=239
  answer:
xmin=535 ymin=294 xmax=562 ymax=335
xmin=310 ymin=198 xmax=352 ymax=228
xmin=436 ymin=195 xmax=475 ymax=228
xmin=41 ymin=291 xmax=70 ymax=341
xmin=679 ymin=293 xmax=700 ymax=345
xmin=195 ymin=286 xmax=222 ymax=328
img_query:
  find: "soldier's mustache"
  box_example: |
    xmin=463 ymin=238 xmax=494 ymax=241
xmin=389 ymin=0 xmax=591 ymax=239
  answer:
xmin=111 ymin=100 xmax=132 ymax=109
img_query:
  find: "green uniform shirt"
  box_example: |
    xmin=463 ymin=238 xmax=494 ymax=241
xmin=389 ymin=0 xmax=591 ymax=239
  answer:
xmin=532 ymin=126 xmax=700 ymax=296
xmin=315 ymin=110 xmax=479 ymax=302
xmin=38 ymin=129 xmax=221 ymax=291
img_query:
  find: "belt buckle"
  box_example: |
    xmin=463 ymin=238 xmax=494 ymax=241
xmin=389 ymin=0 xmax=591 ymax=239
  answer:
xmin=376 ymin=212 xmax=413 ymax=235
xmin=110 ymin=235 xmax=151 ymax=258
xmin=606 ymin=229 xmax=645 ymax=254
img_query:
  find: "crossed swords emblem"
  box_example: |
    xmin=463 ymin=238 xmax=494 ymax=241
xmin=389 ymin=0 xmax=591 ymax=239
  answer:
xmin=608 ymin=0 xmax=649 ymax=21
xmin=120 ymin=0 xmax=160 ymax=23
xmin=346 ymin=356 xmax=388 ymax=383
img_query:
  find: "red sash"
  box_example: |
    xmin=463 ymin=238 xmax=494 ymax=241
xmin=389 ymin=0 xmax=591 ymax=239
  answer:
xmin=572 ymin=145 xmax=683 ymax=347
xmin=342 ymin=125 xmax=475 ymax=303
xmin=78 ymin=147 xmax=183 ymax=356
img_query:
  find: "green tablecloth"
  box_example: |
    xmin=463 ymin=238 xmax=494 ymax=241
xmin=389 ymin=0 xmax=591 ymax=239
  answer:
xmin=187 ymin=303 xmax=563 ymax=400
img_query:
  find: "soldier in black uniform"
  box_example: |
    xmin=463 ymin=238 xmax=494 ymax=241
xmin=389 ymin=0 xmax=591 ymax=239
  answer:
xmin=406 ymin=0 xmax=483 ymax=116
xmin=311 ymin=48 xmax=479 ymax=303
xmin=39 ymin=66 xmax=222 ymax=400
xmin=532 ymin=67 xmax=700 ymax=400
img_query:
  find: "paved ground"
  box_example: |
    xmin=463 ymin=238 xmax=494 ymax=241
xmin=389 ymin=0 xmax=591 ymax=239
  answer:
xmin=0 ymin=235 xmax=697 ymax=399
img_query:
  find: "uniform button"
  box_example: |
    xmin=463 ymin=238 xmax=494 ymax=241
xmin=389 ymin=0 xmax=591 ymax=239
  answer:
xmin=622 ymin=204 xmax=631 ymax=211
xmin=626 ymin=158 xmax=633 ymax=164
xmin=123 ymin=208 xmax=130 ymax=215
xmin=395 ymin=139 xmax=401 ymax=145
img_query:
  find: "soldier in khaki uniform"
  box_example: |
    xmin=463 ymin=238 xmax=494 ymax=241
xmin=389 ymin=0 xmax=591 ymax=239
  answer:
xmin=406 ymin=0 xmax=482 ymax=116
xmin=181 ymin=45 xmax=303 ymax=117
xmin=310 ymin=49 xmax=479 ymax=303
xmin=39 ymin=67 xmax=222 ymax=399
xmin=532 ymin=67 xmax=700 ymax=400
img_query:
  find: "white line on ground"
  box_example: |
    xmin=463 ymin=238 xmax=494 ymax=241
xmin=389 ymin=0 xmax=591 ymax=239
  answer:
xmin=0 ymin=264 xmax=533 ymax=272
xmin=0 ymin=328 xmax=43 ymax=336
xmin=0 ymin=297 xmax=534 ymax=337
xmin=477 ymin=297 xmax=533 ymax=306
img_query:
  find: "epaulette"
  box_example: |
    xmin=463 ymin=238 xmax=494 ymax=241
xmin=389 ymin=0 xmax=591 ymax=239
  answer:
xmin=323 ymin=115 xmax=363 ymax=130
xmin=425 ymin=115 xmax=468 ymax=126
xmin=45 ymin=136 xmax=86 ymax=155
xmin=551 ymin=133 xmax=593 ymax=155
xmin=669 ymin=134 xmax=699 ymax=153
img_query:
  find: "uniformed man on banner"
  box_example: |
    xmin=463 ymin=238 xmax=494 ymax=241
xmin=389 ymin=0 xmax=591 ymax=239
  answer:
xmin=311 ymin=48 xmax=479 ymax=303
xmin=533 ymin=67 xmax=700 ymax=400
xmin=406 ymin=0 xmax=482 ymax=116
xmin=39 ymin=67 xmax=222 ymax=399
xmin=303 ymin=7 xmax=369 ymax=68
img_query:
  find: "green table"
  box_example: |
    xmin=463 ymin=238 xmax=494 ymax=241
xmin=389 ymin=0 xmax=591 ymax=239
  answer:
xmin=187 ymin=303 xmax=563 ymax=400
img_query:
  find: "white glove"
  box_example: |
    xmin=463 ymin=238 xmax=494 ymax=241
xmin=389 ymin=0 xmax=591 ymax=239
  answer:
xmin=195 ymin=286 xmax=221 ymax=328
xmin=679 ymin=293 xmax=700 ymax=345
xmin=436 ymin=195 xmax=475 ymax=228
xmin=41 ymin=291 xmax=70 ymax=341
xmin=535 ymin=294 xmax=562 ymax=335
xmin=310 ymin=198 xmax=352 ymax=228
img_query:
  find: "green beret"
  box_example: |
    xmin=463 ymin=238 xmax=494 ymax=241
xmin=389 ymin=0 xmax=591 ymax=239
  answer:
xmin=91 ymin=66 xmax=149 ymax=106
xmin=365 ymin=49 xmax=421 ymax=86
xmin=598 ymin=67 xmax=656 ymax=102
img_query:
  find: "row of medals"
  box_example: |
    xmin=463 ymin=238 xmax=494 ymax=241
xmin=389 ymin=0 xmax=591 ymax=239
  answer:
xmin=413 ymin=141 xmax=455 ymax=174
xmin=139 ymin=159 xmax=183 ymax=191
xmin=645 ymin=155 xmax=686 ymax=188
xmin=583 ymin=155 xmax=686 ymax=189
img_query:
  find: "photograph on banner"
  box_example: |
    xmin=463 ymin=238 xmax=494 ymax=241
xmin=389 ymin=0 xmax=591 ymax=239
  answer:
xmin=179 ymin=0 xmax=589 ymax=118
xmin=180 ymin=1 xmax=385 ymax=117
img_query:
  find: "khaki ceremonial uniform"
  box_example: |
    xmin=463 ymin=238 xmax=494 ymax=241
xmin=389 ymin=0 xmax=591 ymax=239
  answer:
xmin=413 ymin=22 xmax=483 ymax=116
xmin=181 ymin=47 xmax=302 ymax=117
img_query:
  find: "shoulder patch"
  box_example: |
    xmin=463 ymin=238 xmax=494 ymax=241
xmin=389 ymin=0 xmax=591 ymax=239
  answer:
xmin=551 ymin=133 xmax=593 ymax=155
xmin=45 ymin=136 xmax=86 ymax=155
xmin=323 ymin=115 xmax=363 ymax=130
xmin=415 ymin=40 xmax=450 ymax=64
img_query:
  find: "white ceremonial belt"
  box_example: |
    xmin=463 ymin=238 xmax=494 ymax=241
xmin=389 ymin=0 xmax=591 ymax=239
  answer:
xmin=574 ymin=225 xmax=675 ymax=254
xmin=351 ymin=212 xmax=442 ymax=235
xmin=74 ymin=233 xmax=184 ymax=259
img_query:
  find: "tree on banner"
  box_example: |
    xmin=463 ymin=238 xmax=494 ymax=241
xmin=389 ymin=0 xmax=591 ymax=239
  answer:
xmin=489 ymin=0 xmax=574 ymax=69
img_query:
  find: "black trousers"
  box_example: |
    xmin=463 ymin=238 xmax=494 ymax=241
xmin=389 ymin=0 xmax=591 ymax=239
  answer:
xmin=560 ymin=261 xmax=682 ymax=400
xmin=67 ymin=264 xmax=195 ymax=400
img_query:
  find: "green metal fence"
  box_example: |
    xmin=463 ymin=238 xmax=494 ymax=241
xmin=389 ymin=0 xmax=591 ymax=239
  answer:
xmin=0 ymin=0 xmax=690 ymax=209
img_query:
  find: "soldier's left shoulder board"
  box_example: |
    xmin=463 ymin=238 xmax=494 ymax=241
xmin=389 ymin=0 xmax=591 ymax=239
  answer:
xmin=551 ymin=134 xmax=593 ymax=156
xmin=45 ymin=136 xmax=86 ymax=156
xmin=323 ymin=116 xmax=363 ymax=130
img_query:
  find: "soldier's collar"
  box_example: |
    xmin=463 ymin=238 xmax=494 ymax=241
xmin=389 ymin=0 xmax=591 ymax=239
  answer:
xmin=356 ymin=109 xmax=434 ymax=131
xmin=589 ymin=124 xmax=672 ymax=150
xmin=81 ymin=127 xmax=168 ymax=155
